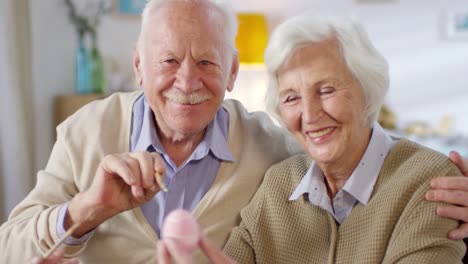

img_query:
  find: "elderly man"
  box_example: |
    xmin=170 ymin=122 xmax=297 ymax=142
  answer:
xmin=1 ymin=0 xmax=468 ymax=263
xmin=1 ymin=1 xmax=295 ymax=263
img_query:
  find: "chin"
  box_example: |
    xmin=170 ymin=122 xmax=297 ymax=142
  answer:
xmin=171 ymin=121 xmax=207 ymax=135
xmin=308 ymin=146 xmax=340 ymax=164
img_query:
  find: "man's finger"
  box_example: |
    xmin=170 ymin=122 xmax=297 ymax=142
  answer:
xmin=49 ymin=249 xmax=65 ymax=262
xmin=150 ymin=152 xmax=166 ymax=175
xmin=426 ymin=189 xmax=468 ymax=207
xmin=436 ymin=204 xmax=468 ymax=222
xmin=151 ymin=152 xmax=167 ymax=192
xmin=101 ymin=155 xmax=137 ymax=187
xmin=430 ymin=177 xmax=468 ymax=190
xmin=121 ymin=156 xmax=146 ymax=202
xmin=448 ymin=222 xmax=468 ymax=240
xmin=143 ymin=181 xmax=160 ymax=201
xmin=122 ymin=156 xmax=143 ymax=187
xmin=129 ymin=152 xmax=155 ymax=189
xmin=449 ymin=151 xmax=468 ymax=175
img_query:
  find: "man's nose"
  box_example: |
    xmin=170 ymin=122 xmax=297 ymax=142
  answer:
xmin=175 ymin=61 xmax=203 ymax=92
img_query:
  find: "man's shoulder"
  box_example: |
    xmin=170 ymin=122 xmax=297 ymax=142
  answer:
xmin=222 ymin=99 xmax=275 ymax=127
xmin=222 ymin=99 xmax=302 ymax=156
xmin=57 ymin=91 xmax=142 ymax=136
xmin=222 ymin=99 xmax=290 ymax=141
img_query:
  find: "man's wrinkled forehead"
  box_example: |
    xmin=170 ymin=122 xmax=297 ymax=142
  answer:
xmin=142 ymin=1 xmax=230 ymax=48
xmin=150 ymin=1 xmax=223 ymax=27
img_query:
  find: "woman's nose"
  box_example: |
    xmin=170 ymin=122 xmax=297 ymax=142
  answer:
xmin=302 ymin=98 xmax=322 ymax=123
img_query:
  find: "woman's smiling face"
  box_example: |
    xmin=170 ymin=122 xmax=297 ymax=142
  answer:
xmin=277 ymin=39 xmax=371 ymax=166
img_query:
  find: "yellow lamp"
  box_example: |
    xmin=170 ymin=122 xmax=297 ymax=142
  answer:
xmin=236 ymin=13 xmax=269 ymax=65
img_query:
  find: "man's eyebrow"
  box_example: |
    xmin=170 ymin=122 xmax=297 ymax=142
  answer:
xmin=197 ymin=51 xmax=220 ymax=60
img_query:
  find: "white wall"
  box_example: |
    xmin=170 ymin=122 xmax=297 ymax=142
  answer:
xmin=29 ymin=0 xmax=468 ymax=170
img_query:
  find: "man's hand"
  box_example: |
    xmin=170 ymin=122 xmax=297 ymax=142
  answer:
xmin=28 ymin=249 xmax=78 ymax=264
xmin=65 ymin=151 xmax=165 ymax=237
xmin=426 ymin=151 xmax=468 ymax=239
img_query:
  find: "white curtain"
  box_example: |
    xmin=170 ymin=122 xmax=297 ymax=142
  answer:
xmin=0 ymin=0 xmax=34 ymax=223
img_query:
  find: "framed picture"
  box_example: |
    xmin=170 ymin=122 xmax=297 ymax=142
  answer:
xmin=442 ymin=8 xmax=468 ymax=40
xmin=354 ymin=0 xmax=397 ymax=3
xmin=114 ymin=0 xmax=146 ymax=16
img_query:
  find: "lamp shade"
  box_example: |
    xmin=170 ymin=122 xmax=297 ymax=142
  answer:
xmin=235 ymin=13 xmax=268 ymax=64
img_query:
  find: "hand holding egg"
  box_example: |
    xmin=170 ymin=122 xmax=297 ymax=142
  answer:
xmin=162 ymin=209 xmax=201 ymax=254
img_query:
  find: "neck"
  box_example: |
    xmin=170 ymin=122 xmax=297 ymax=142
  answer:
xmin=158 ymin=129 xmax=206 ymax=167
xmin=319 ymin=127 xmax=372 ymax=199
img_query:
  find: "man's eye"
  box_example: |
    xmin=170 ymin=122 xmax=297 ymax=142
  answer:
xmin=199 ymin=60 xmax=212 ymax=66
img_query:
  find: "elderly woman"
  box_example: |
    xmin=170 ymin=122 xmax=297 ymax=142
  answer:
xmin=158 ymin=14 xmax=466 ymax=263
xmin=217 ymin=14 xmax=467 ymax=263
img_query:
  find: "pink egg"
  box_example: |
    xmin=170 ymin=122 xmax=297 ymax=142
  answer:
xmin=162 ymin=209 xmax=200 ymax=253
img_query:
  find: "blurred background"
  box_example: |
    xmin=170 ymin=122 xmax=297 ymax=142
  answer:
xmin=1 ymin=0 xmax=468 ymax=222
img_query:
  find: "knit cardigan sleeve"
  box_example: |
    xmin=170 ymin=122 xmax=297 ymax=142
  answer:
xmin=0 ymin=92 xmax=137 ymax=262
xmin=382 ymin=153 xmax=466 ymax=263
xmin=0 ymin=123 xmax=87 ymax=262
xmin=223 ymin=168 xmax=268 ymax=263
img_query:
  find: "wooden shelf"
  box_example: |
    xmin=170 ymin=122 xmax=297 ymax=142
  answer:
xmin=54 ymin=94 xmax=107 ymax=128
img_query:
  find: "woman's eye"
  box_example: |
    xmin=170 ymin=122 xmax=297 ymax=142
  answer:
xmin=164 ymin=59 xmax=178 ymax=64
xmin=320 ymin=87 xmax=335 ymax=95
xmin=284 ymin=95 xmax=299 ymax=103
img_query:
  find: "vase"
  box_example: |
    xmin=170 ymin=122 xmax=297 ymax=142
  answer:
xmin=90 ymin=46 xmax=105 ymax=94
xmin=75 ymin=34 xmax=91 ymax=94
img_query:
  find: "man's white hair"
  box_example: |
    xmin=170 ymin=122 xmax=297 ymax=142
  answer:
xmin=264 ymin=14 xmax=389 ymax=126
xmin=137 ymin=0 xmax=238 ymax=50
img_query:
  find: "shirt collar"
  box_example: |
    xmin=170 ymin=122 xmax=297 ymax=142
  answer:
xmin=134 ymin=98 xmax=233 ymax=162
xmin=342 ymin=123 xmax=395 ymax=204
xmin=289 ymin=122 xmax=395 ymax=205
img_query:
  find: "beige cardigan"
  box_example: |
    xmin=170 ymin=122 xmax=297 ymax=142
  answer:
xmin=0 ymin=91 xmax=297 ymax=263
xmin=224 ymin=140 xmax=466 ymax=263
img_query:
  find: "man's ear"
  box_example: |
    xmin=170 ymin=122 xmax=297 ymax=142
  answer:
xmin=226 ymin=53 xmax=239 ymax=92
xmin=133 ymin=47 xmax=143 ymax=86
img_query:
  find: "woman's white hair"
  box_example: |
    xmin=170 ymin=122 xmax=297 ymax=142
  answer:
xmin=264 ymin=14 xmax=389 ymax=126
xmin=137 ymin=0 xmax=238 ymax=50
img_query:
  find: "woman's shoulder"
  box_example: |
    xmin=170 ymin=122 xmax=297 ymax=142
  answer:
xmin=270 ymin=154 xmax=311 ymax=170
xmin=384 ymin=138 xmax=462 ymax=179
xmin=390 ymin=139 xmax=452 ymax=165
xmin=262 ymin=154 xmax=311 ymax=189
